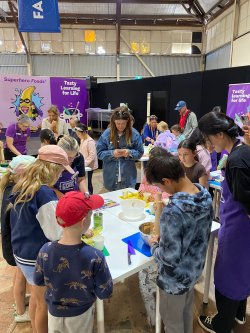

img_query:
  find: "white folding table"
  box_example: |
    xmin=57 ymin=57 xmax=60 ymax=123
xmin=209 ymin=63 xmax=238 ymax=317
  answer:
xmin=95 ymin=189 xmax=220 ymax=333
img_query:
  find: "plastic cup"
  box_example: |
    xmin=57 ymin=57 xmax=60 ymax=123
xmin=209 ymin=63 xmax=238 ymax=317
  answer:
xmin=93 ymin=235 xmax=104 ymax=251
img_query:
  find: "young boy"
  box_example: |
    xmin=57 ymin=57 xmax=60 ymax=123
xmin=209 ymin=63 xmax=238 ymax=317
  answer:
xmin=146 ymin=148 xmax=213 ymax=333
xmin=34 ymin=191 xmax=113 ymax=333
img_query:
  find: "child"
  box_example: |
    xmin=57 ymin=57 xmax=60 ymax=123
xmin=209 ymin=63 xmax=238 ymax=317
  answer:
xmin=178 ymin=139 xmax=208 ymax=188
xmin=34 ymin=191 xmax=113 ymax=333
xmin=40 ymin=129 xmax=57 ymax=146
xmin=155 ymin=122 xmax=178 ymax=152
xmin=10 ymin=145 xmax=74 ymax=332
xmin=171 ymin=124 xmax=185 ymax=144
xmin=146 ymin=148 xmax=213 ymax=333
xmin=0 ymin=155 xmax=36 ymax=322
xmin=139 ymin=147 xmax=170 ymax=201
xmin=76 ymin=123 xmax=98 ymax=194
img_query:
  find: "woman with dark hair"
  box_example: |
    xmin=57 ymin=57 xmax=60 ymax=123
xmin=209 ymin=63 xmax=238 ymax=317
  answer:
xmin=197 ymin=112 xmax=250 ymax=333
xmin=40 ymin=129 xmax=57 ymax=146
xmin=97 ymin=106 xmax=143 ymax=191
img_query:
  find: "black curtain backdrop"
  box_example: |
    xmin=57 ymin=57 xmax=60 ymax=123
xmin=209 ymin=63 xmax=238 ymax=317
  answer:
xmin=91 ymin=65 xmax=250 ymax=132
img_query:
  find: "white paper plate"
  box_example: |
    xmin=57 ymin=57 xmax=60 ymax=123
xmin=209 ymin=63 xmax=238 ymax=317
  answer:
xmin=118 ymin=212 xmax=146 ymax=222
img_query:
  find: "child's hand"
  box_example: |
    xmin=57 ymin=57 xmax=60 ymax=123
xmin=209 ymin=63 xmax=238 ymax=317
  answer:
xmin=148 ymin=235 xmax=159 ymax=247
xmin=84 ymin=229 xmax=94 ymax=238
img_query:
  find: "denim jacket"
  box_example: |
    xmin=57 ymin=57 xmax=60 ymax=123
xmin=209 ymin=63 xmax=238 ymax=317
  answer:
xmin=97 ymin=128 xmax=144 ymax=191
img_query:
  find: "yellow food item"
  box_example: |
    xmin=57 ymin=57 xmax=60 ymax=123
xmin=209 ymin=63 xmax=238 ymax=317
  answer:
xmin=81 ymin=228 xmax=102 ymax=247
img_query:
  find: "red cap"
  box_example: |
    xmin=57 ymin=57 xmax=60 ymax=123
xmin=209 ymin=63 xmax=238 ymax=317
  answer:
xmin=56 ymin=191 xmax=104 ymax=228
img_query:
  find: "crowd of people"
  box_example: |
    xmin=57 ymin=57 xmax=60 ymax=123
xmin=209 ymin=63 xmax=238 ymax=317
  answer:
xmin=0 ymin=101 xmax=249 ymax=333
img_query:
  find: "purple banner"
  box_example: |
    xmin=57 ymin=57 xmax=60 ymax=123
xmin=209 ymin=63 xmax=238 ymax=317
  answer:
xmin=226 ymin=83 xmax=250 ymax=120
xmin=0 ymin=75 xmax=51 ymax=128
xmin=50 ymin=78 xmax=89 ymax=124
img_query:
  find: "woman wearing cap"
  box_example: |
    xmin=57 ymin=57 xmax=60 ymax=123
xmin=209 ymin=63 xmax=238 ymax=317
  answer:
xmin=197 ymin=112 xmax=250 ymax=333
xmin=0 ymin=155 xmax=36 ymax=323
xmin=142 ymin=115 xmax=159 ymax=146
xmin=75 ymin=123 xmax=98 ymax=194
xmin=41 ymin=105 xmax=68 ymax=139
xmin=97 ymin=106 xmax=144 ymax=191
xmin=9 ymin=145 xmax=74 ymax=333
xmin=4 ymin=115 xmax=31 ymax=160
xmin=55 ymin=135 xmax=88 ymax=197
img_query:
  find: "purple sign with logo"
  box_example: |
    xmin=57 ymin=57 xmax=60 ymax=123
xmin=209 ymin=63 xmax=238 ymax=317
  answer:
xmin=226 ymin=83 xmax=250 ymax=120
xmin=50 ymin=77 xmax=89 ymax=124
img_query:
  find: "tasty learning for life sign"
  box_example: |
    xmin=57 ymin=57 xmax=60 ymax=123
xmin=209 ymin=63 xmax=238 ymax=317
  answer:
xmin=226 ymin=83 xmax=250 ymax=119
xmin=18 ymin=0 xmax=60 ymax=32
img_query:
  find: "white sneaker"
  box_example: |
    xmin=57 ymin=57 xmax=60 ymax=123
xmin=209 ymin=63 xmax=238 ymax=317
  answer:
xmin=14 ymin=310 xmax=30 ymax=323
xmin=235 ymin=316 xmax=246 ymax=325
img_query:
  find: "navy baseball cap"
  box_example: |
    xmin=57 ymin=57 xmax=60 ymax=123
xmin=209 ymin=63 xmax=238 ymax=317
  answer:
xmin=175 ymin=101 xmax=186 ymax=110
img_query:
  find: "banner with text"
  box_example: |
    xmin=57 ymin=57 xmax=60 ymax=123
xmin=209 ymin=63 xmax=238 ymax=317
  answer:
xmin=50 ymin=77 xmax=89 ymax=124
xmin=226 ymin=83 xmax=250 ymax=121
xmin=0 ymin=75 xmax=88 ymax=128
xmin=18 ymin=0 xmax=60 ymax=32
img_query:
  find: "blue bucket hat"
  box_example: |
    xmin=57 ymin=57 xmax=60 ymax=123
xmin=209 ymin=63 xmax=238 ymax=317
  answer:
xmin=175 ymin=101 xmax=186 ymax=111
xmin=9 ymin=155 xmax=36 ymax=174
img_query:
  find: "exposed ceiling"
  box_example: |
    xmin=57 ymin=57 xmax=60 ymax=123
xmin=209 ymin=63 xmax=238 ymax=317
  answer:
xmin=0 ymin=0 xmax=234 ymax=27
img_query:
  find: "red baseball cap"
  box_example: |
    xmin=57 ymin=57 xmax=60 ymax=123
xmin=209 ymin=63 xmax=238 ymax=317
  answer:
xmin=56 ymin=191 xmax=104 ymax=228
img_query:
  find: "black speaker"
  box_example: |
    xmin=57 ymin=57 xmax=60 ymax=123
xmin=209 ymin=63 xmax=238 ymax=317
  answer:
xmin=86 ymin=76 xmax=97 ymax=90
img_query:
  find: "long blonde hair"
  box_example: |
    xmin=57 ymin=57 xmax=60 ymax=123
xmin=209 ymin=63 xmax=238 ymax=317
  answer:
xmin=0 ymin=171 xmax=16 ymax=202
xmin=12 ymin=160 xmax=62 ymax=207
xmin=109 ymin=106 xmax=132 ymax=148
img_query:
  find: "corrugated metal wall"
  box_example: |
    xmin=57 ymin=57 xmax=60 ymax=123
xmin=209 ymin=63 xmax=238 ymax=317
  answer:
xmin=0 ymin=54 xmax=28 ymax=75
xmin=0 ymin=54 xmax=201 ymax=80
xmin=205 ymin=43 xmax=231 ymax=70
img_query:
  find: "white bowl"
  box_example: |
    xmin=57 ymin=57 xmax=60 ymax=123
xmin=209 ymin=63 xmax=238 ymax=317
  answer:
xmin=139 ymin=222 xmax=154 ymax=245
xmin=120 ymin=198 xmax=146 ymax=219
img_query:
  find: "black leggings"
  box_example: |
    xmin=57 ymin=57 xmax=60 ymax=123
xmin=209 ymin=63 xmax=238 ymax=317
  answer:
xmin=213 ymin=289 xmax=247 ymax=333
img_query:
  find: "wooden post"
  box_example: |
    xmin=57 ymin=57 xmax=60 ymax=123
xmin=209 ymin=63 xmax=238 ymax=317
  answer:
xmin=154 ymin=192 xmax=162 ymax=235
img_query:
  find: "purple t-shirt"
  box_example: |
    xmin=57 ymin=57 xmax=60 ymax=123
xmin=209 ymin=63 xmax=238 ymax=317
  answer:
xmin=4 ymin=123 xmax=30 ymax=154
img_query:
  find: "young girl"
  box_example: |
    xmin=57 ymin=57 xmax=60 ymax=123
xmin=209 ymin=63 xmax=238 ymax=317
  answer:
xmin=197 ymin=112 xmax=250 ymax=333
xmin=171 ymin=124 xmax=185 ymax=144
xmin=154 ymin=121 xmax=178 ymax=152
xmin=40 ymin=129 xmax=57 ymax=146
xmin=10 ymin=145 xmax=74 ymax=333
xmin=178 ymin=139 xmax=208 ymax=188
xmin=138 ymin=147 xmax=170 ymax=201
xmin=76 ymin=123 xmax=98 ymax=194
xmin=0 ymin=155 xmax=36 ymax=322
xmin=55 ymin=135 xmax=88 ymax=196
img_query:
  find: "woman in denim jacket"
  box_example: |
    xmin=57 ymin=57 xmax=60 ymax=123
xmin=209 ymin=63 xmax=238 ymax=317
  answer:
xmin=97 ymin=107 xmax=144 ymax=191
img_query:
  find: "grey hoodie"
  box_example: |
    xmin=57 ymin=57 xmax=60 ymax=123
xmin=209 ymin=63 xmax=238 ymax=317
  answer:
xmin=151 ymin=184 xmax=213 ymax=295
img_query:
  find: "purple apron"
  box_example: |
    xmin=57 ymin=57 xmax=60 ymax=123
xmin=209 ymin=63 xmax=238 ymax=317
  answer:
xmin=54 ymin=166 xmax=79 ymax=194
xmin=214 ymin=163 xmax=250 ymax=300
